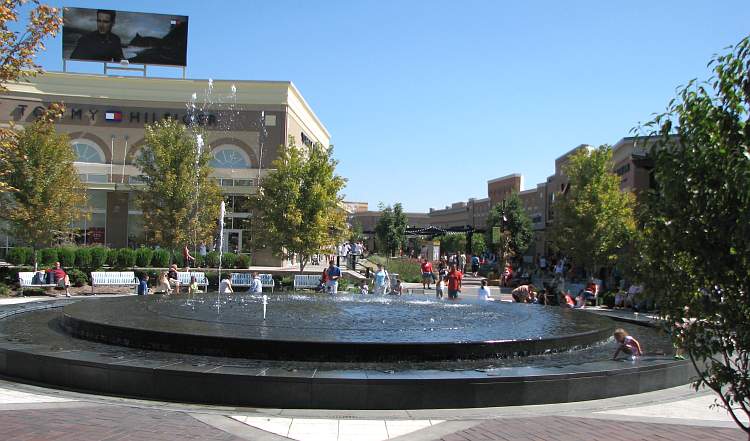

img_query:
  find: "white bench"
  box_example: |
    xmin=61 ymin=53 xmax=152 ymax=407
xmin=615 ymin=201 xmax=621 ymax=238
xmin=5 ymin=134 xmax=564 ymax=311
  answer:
xmin=294 ymin=274 xmax=322 ymax=290
xmin=230 ymin=273 xmax=275 ymax=292
xmin=90 ymin=271 xmax=138 ymax=294
xmin=177 ymin=272 xmax=208 ymax=291
xmin=18 ymin=271 xmax=56 ymax=296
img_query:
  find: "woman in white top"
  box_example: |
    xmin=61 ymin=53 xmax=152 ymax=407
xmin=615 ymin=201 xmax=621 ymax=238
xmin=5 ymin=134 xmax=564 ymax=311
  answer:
xmin=219 ymin=274 xmax=233 ymax=294
xmin=477 ymin=279 xmax=492 ymax=301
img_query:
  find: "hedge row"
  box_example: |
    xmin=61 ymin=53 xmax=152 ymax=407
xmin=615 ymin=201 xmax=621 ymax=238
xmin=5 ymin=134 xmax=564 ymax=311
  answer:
xmin=6 ymin=246 xmax=251 ymax=270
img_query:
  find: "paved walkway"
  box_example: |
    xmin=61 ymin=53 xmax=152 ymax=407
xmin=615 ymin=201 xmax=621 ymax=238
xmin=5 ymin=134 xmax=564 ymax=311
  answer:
xmin=0 ymin=378 xmax=745 ymax=441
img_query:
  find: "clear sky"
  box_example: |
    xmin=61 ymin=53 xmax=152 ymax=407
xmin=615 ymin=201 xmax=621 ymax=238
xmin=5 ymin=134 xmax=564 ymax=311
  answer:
xmin=24 ymin=0 xmax=750 ymax=212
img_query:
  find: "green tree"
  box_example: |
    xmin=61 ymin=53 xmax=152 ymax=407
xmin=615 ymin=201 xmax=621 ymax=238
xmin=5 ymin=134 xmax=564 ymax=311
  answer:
xmin=549 ymin=146 xmax=636 ymax=278
xmin=135 ymin=119 xmax=222 ymax=248
xmin=638 ymin=36 xmax=750 ymax=437
xmin=0 ymin=1 xmax=62 ymax=193
xmin=0 ymin=118 xmax=87 ymax=257
xmin=375 ymin=202 xmax=407 ymax=257
xmin=349 ymin=220 xmax=364 ymax=244
xmin=486 ymin=192 xmax=533 ymax=266
xmin=440 ymin=233 xmax=466 ymax=254
xmin=253 ymin=137 xmax=347 ymax=272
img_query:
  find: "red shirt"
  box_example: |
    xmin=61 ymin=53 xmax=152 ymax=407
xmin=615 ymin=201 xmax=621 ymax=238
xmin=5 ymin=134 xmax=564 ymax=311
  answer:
xmin=446 ymin=269 xmax=463 ymax=291
xmin=51 ymin=268 xmax=66 ymax=282
xmin=421 ymin=262 xmax=433 ymax=273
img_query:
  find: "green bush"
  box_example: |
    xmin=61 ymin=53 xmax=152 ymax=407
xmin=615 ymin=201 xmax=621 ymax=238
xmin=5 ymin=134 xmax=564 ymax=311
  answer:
xmin=57 ymin=247 xmax=76 ymax=268
xmin=90 ymin=246 xmax=109 ymax=269
xmin=152 ymin=249 xmax=170 ymax=267
xmin=7 ymin=247 xmax=33 ymax=265
xmin=221 ymin=253 xmax=237 ymax=269
xmin=193 ymin=254 xmax=205 ymax=268
xmin=205 ymin=271 xmax=219 ymax=288
xmin=602 ymin=291 xmax=616 ymax=308
xmin=0 ymin=283 xmax=11 ymax=297
xmin=205 ymin=251 xmax=220 ymax=268
xmin=172 ymin=251 xmax=185 ymax=268
xmin=235 ymin=254 xmax=251 ymax=269
xmin=116 ymin=248 xmax=136 ymax=268
xmin=0 ymin=267 xmax=20 ymax=286
xmin=135 ymin=247 xmax=153 ymax=267
xmin=37 ymin=248 xmax=58 ymax=266
xmin=75 ymin=247 xmax=93 ymax=268
xmin=106 ymin=248 xmax=119 ymax=267
xmin=67 ymin=269 xmax=89 ymax=287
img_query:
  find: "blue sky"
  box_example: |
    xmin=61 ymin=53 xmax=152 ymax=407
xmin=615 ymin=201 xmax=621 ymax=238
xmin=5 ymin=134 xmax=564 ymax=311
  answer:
xmin=25 ymin=1 xmax=750 ymax=212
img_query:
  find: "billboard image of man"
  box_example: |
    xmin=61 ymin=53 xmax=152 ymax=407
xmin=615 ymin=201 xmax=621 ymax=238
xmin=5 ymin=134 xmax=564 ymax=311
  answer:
xmin=70 ymin=9 xmax=124 ymax=62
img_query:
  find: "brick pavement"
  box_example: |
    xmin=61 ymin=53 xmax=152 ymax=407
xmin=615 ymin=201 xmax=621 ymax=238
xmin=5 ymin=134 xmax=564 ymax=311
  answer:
xmin=435 ymin=416 xmax=745 ymax=441
xmin=1 ymin=405 xmax=244 ymax=441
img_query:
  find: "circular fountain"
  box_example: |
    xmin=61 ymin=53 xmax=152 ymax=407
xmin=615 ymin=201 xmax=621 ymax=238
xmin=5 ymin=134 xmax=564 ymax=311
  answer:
xmin=0 ymin=292 xmax=695 ymax=409
xmin=59 ymin=293 xmax=614 ymax=361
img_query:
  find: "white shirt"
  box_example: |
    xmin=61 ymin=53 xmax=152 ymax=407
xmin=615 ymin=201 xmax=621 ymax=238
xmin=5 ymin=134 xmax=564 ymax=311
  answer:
xmin=219 ymin=279 xmax=232 ymax=294
xmin=478 ymin=286 xmax=492 ymax=301
xmin=250 ymin=277 xmax=262 ymax=293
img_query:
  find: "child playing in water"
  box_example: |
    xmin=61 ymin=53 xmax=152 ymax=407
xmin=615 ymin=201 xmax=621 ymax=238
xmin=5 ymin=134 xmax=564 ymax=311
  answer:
xmin=188 ymin=275 xmax=200 ymax=296
xmin=612 ymin=328 xmax=643 ymax=359
xmin=436 ymin=277 xmax=445 ymax=299
xmin=360 ymin=280 xmax=369 ymax=295
xmin=477 ymin=279 xmax=492 ymax=301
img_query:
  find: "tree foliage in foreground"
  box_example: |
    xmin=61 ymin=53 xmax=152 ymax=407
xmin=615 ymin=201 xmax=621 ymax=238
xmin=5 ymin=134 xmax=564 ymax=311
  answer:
xmin=135 ymin=119 xmax=222 ymax=248
xmin=637 ymin=36 xmax=750 ymax=437
xmin=0 ymin=1 xmax=62 ymax=192
xmin=0 ymin=117 xmax=86 ymax=252
xmin=549 ymin=146 xmax=636 ymax=277
xmin=486 ymin=192 xmax=533 ymax=264
xmin=254 ymin=138 xmax=347 ymax=272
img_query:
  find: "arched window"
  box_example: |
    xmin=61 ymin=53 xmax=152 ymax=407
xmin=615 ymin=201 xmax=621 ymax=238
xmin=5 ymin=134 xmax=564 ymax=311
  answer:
xmin=71 ymin=139 xmax=106 ymax=163
xmin=210 ymin=145 xmax=251 ymax=169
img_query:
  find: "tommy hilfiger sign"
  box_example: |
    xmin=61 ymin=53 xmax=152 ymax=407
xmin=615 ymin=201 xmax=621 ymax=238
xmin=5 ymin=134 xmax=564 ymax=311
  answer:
xmin=68 ymin=107 xmax=218 ymax=126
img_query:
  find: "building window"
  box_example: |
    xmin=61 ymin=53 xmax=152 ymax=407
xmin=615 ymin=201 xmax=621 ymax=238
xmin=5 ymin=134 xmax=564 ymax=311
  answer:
xmin=71 ymin=139 xmax=106 ymax=163
xmin=210 ymin=145 xmax=250 ymax=169
xmin=615 ymin=163 xmax=631 ymax=176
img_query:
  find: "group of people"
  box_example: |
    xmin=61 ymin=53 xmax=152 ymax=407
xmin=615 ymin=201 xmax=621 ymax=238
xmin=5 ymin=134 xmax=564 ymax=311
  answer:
xmin=32 ymin=261 xmax=72 ymax=297
xmin=136 ymin=265 xmax=265 ymax=296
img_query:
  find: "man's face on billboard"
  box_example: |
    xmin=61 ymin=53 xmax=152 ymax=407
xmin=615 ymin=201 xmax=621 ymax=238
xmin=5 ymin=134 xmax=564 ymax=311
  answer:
xmin=96 ymin=12 xmax=114 ymax=35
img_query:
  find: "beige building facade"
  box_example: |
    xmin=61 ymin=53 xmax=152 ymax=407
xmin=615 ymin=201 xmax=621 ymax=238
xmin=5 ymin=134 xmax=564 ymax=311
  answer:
xmin=0 ymin=72 xmax=329 ymax=259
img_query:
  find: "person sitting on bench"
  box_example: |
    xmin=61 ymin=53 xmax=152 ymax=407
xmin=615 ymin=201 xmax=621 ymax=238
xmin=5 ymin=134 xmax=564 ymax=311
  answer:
xmin=47 ymin=261 xmax=71 ymax=297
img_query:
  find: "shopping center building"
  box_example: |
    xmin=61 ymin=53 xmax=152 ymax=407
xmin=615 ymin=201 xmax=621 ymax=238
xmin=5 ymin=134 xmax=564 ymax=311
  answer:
xmin=0 ymin=72 xmax=330 ymax=258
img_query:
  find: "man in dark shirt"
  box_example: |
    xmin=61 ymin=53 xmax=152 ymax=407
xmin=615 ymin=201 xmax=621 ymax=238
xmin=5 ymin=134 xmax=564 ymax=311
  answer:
xmin=70 ymin=9 xmax=124 ymax=62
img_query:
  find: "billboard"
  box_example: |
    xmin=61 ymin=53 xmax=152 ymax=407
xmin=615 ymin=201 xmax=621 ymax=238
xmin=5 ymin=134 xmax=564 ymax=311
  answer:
xmin=63 ymin=7 xmax=188 ymax=66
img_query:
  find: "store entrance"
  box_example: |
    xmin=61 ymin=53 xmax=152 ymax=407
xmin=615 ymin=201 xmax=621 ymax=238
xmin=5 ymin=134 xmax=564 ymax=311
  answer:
xmin=222 ymin=229 xmax=242 ymax=253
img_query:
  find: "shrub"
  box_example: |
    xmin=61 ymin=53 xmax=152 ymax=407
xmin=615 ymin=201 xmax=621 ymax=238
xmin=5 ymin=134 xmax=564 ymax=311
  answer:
xmin=0 ymin=267 xmax=20 ymax=286
xmin=152 ymin=249 xmax=170 ymax=267
xmin=235 ymin=254 xmax=251 ymax=269
xmin=117 ymin=248 xmax=136 ymax=268
xmin=172 ymin=251 xmax=185 ymax=268
xmin=37 ymin=248 xmax=58 ymax=266
xmin=90 ymin=246 xmax=108 ymax=269
xmin=221 ymin=252 xmax=237 ymax=269
xmin=602 ymin=291 xmax=616 ymax=308
xmin=0 ymin=283 xmax=11 ymax=297
xmin=75 ymin=247 xmax=92 ymax=268
xmin=205 ymin=251 xmax=220 ymax=268
xmin=7 ymin=247 xmax=32 ymax=265
xmin=205 ymin=271 xmax=219 ymax=288
xmin=193 ymin=254 xmax=205 ymax=268
xmin=57 ymin=247 xmax=76 ymax=268
xmin=135 ymin=247 xmax=153 ymax=267
xmin=67 ymin=269 xmax=89 ymax=287
xmin=107 ymin=248 xmax=119 ymax=267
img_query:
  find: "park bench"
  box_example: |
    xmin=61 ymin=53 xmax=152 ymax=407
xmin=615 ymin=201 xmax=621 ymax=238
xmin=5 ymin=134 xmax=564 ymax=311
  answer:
xmin=294 ymin=274 xmax=321 ymax=290
xmin=177 ymin=272 xmax=208 ymax=292
xmin=230 ymin=273 xmax=275 ymax=292
xmin=90 ymin=271 xmax=139 ymax=294
xmin=18 ymin=271 xmax=56 ymax=296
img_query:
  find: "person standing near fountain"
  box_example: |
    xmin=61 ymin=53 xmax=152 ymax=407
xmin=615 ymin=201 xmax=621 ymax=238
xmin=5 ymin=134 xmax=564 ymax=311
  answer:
xmin=249 ymin=272 xmax=262 ymax=294
xmin=167 ymin=264 xmax=181 ymax=293
xmin=421 ymin=258 xmax=434 ymax=290
xmin=373 ymin=264 xmax=389 ymax=295
xmin=446 ymin=263 xmax=463 ymax=300
xmin=326 ymin=260 xmax=341 ymax=294
xmin=183 ymin=245 xmax=196 ymax=270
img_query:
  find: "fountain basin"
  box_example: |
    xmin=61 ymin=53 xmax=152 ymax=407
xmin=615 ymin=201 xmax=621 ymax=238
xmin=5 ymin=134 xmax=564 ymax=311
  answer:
xmin=59 ymin=293 xmax=615 ymax=361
